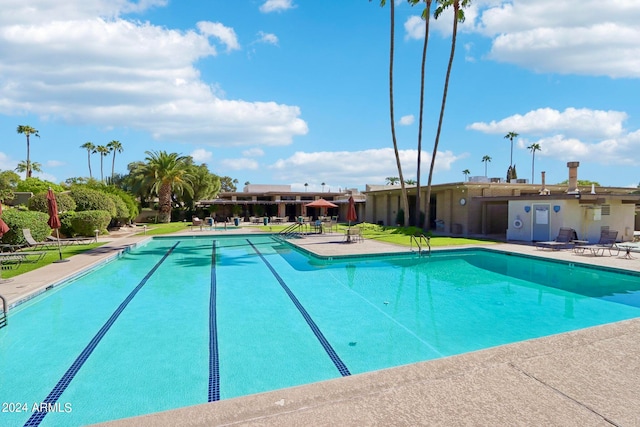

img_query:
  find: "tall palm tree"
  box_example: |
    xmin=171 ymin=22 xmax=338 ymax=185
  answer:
xmin=409 ymin=0 xmax=433 ymax=227
xmin=80 ymin=142 xmax=95 ymax=178
xmin=15 ymin=160 xmax=42 ymax=177
xmin=462 ymin=169 xmax=470 ymax=181
xmin=107 ymin=140 xmax=123 ymax=182
xmin=94 ymin=145 xmax=110 ymax=182
xmin=321 ymin=182 xmax=326 ymax=192
xmin=424 ymin=0 xmax=470 ymax=230
xmin=504 ymin=131 xmax=519 ymax=168
xmin=375 ymin=0 xmax=410 ymax=227
xmin=304 ymin=182 xmax=308 ymax=192
xmin=137 ymin=151 xmax=194 ymax=223
xmin=16 ymin=125 xmax=40 ymax=178
xmin=527 ymin=143 xmax=541 ymax=184
xmin=482 ymin=155 xmax=492 ymax=176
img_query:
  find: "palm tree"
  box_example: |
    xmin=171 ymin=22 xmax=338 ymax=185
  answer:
xmin=462 ymin=169 xmax=470 ymax=181
xmin=136 ymin=151 xmax=194 ymax=223
xmin=424 ymin=0 xmax=470 ymax=231
xmin=321 ymin=182 xmax=326 ymax=192
xmin=527 ymin=143 xmax=541 ymax=184
xmin=15 ymin=160 xmax=42 ymax=177
xmin=482 ymin=155 xmax=492 ymax=176
xmin=94 ymin=145 xmax=110 ymax=182
xmin=375 ymin=0 xmax=410 ymax=227
xmin=409 ymin=0 xmax=433 ymax=227
xmin=80 ymin=142 xmax=95 ymax=178
xmin=16 ymin=125 xmax=40 ymax=178
xmin=385 ymin=176 xmax=400 ymax=185
xmin=107 ymin=140 xmax=123 ymax=182
xmin=504 ymin=131 xmax=519 ymax=168
xmin=304 ymin=182 xmax=308 ymax=192
xmin=405 ymin=179 xmax=417 ymax=185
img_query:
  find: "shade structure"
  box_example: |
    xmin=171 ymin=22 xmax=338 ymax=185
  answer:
xmin=346 ymin=196 xmax=357 ymax=224
xmin=304 ymin=198 xmax=338 ymax=209
xmin=47 ymin=188 xmax=68 ymax=263
xmin=0 ymin=202 xmax=9 ymax=237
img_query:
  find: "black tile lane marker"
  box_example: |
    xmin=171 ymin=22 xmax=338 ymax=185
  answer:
xmin=208 ymin=240 xmax=220 ymax=402
xmin=24 ymin=242 xmax=180 ymax=427
xmin=247 ymin=240 xmax=351 ymax=377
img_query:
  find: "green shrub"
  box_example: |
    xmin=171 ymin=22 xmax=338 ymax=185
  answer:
xmin=16 ymin=177 xmax=64 ymax=194
xmin=395 ymin=209 xmax=405 ymax=227
xmin=59 ymin=211 xmax=77 ymax=237
xmin=103 ymin=187 xmax=139 ymax=220
xmin=70 ymin=210 xmax=112 ymax=236
xmin=27 ymin=192 xmax=76 ymax=213
xmin=0 ymin=208 xmax=50 ymax=245
xmin=106 ymin=193 xmax=130 ymax=222
xmin=70 ymin=187 xmax=116 ymax=217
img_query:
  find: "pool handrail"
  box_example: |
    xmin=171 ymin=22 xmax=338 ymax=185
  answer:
xmin=0 ymin=294 xmax=7 ymax=329
xmin=410 ymin=234 xmax=431 ymax=256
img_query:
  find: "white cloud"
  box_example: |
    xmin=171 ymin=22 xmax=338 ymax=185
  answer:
xmin=259 ymin=0 xmax=295 ymax=14
xmin=191 ymin=149 xmax=213 ymax=163
xmin=197 ymin=21 xmax=240 ymax=52
xmin=242 ymin=148 xmax=265 ymax=157
xmin=270 ymin=148 xmax=464 ymax=185
xmin=469 ymin=107 xmax=640 ymax=166
xmin=399 ymin=115 xmax=414 ymax=126
xmin=221 ymin=158 xmax=259 ymax=170
xmin=0 ymin=2 xmax=308 ymax=147
xmin=0 ymin=152 xmax=14 ymax=171
xmin=475 ymin=1 xmax=640 ymax=78
xmin=46 ymin=160 xmax=65 ymax=167
xmin=468 ymin=107 xmax=628 ymax=139
xmin=257 ymin=31 xmax=278 ymax=45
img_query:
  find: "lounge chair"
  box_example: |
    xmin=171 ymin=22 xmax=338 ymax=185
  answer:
xmin=22 ymin=229 xmax=49 ymax=250
xmin=191 ymin=216 xmax=203 ymax=230
xmin=535 ymin=227 xmax=577 ymax=251
xmin=574 ymin=230 xmax=620 ymax=257
xmin=46 ymin=235 xmax=95 ymax=245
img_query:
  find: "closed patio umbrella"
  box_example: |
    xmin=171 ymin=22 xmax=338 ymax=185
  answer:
xmin=0 ymin=202 xmax=9 ymax=237
xmin=346 ymin=196 xmax=357 ymax=241
xmin=47 ymin=188 xmax=69 ymax=263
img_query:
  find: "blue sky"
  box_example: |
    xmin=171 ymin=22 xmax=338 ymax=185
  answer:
xmin=1 ymin=0 xmax=639 ymax=192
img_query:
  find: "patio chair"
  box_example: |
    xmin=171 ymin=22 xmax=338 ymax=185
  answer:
xmin=574 ymin=230 xmax=620 ymax=257
xmin=535 ymin=227 xmax=577 ymax=251
xmin=191 ymin=216 xmax=203 ymax=230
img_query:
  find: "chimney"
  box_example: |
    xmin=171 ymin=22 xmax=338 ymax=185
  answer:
xmin=539 ymin=171 xmax=550 ymax=195
xmin=567 ymin=161 xmax=580 ymax=194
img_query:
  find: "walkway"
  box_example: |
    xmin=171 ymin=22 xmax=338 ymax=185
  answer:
xmin=2 ymin=229 xmax=640 ymax=426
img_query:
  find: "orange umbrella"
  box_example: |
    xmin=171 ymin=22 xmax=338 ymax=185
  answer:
xmin=0 ymin=202 xmax=9 ymax=237
xmin=47 ymin=188 xmax=68 ymax=263
xmin=304 ymin=198 xmax=338 ymax=208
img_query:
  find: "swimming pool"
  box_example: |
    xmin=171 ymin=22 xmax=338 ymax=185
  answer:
xmin=1 ymin=235 xmax=639 ymax=426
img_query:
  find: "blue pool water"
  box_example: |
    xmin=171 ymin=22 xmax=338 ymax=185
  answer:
xmin=1 ymin=235 xmax=640 ymax=426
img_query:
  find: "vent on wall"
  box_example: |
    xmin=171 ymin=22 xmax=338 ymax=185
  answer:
xmin=601 ymin=204 xmax=611 ymax=215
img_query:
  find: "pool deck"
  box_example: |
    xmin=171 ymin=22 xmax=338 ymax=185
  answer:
xmin=3 ymin=228 xmax=640 ymax=426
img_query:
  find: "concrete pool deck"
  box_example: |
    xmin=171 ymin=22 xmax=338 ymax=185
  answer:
xmin=2 ymin=229 xmax=640 ymax=426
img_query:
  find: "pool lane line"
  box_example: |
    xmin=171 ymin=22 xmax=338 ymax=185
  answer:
xmin=24 ymin=242 xmax=180 ymax=427
xmin=247 ymin=239 xmax=351 ymax=377
xmin=208 ymin=240 xmax=220 ymax=402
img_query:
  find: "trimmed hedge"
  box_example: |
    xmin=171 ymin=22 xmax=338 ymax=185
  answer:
xmin=70 ymin=187 xmax=116 ymax=217
xmin=27 ymin=192 xmax=77 ymax=213
xmin=70 ymin=210 xmax=111 ymax=236
xmin=106 ymin=193 xmax=130 ymax=222
xmin=0 ymin=208 xmax=50 ymax=245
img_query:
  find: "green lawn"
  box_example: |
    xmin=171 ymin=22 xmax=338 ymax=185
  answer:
xmin=2 ymin=243 xmax=104 ymax=279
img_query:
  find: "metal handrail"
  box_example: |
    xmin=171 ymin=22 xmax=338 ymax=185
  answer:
xmin=0 ymin=294 xmax=7 ymax=329
xmin=410 ymin=234 xmax=431 ymax=256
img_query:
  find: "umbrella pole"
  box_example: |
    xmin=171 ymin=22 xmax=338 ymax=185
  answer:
xmin=53 ymin=228 xmax=70 ymax=263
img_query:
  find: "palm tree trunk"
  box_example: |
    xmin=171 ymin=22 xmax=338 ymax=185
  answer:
xmin=531 ymin=153 xmax=535 ymax=184
xmin=415 ymin=0 xmax=432 ymax=228
xmin=100 ymin=156 xmax=104 ymax=182
xmin=158 ymin=183 xmax=172 ymax=223
xmin=388 ymin=0 xmax=410 ymax=226
xmin=111 ymin=153 xmax=116 ymax=181
xmin=87 ymin=151 xmax=93 ymax=179
xmin=425 ymin=1 xmax=460 ymax=231
xmin=26 ymin=135 xmax=31 ymax=178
